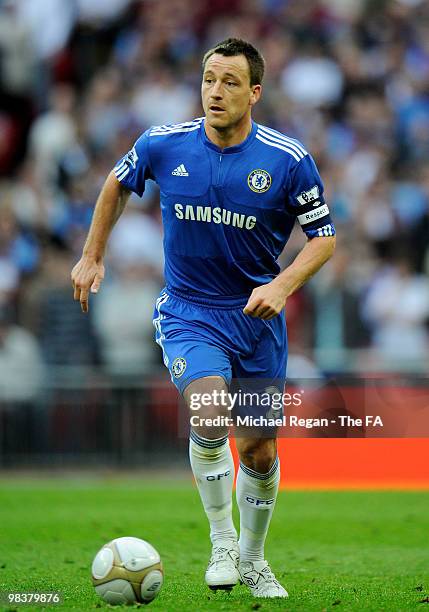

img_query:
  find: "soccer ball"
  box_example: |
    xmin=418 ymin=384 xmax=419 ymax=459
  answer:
xmin=91 ymin=537 xmax=163 ymax=605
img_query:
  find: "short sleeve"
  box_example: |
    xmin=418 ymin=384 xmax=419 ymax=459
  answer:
xmin=285 ymin=155 xmax=335 ymax=238
xmin=113 ymin=129 xmax=153 ymax=197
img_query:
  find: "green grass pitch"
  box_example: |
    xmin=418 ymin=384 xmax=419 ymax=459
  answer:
xmin=0 ymin=478 xmax=428 ymax=611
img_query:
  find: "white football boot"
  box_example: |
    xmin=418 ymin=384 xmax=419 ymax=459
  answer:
xmin=205 ymin=539 xmax=240 ymax=590
xmin=239 ymin=560 xmax=288 ymax=598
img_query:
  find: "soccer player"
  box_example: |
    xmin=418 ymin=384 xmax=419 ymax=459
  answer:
xmin=72 ymin=38 xmax=336 ymax=598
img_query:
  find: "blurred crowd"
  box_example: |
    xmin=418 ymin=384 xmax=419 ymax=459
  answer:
xmin=1 ymin=0 xmax=429 ymax=400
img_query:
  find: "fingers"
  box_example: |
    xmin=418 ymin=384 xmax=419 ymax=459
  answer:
xmin=248 ymin=301 xmax=271 ymax=318
xmin=72 ymin=276 xmax=91 ymax=313
xmin=261 ymin=310 xmax=278 ymax=320
xmin=243 ymin=294 xmax=261 ymax=316
xmin=243 ymin=296 xmax=281 ymax=319
xmin=71 ymin=260 xmax=104 ymax=313
xmin=79 ymin=287 xmax=89 ymax=313
xmin=72 ymin=282 xmax=90 ymax=312
xmin=251 ymin=304 xmax=278 ymax=319
xmin=91 ymin=273 xmax=103 ymax=293
xmin=254 ymin=304 xmax=273 ymax=318
xmin=244 ymin=297 xmax=275 ymax=318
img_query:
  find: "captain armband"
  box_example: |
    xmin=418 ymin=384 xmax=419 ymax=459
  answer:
xmin=296 ymin=204 xmax=331 ymax=227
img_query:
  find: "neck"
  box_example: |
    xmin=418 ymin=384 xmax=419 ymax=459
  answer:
xmin=204 ymin=114 xmax=253 ymax=149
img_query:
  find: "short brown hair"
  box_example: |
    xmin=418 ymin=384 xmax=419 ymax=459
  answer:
xmin=202 ymin=38 xmax=265 ymax=86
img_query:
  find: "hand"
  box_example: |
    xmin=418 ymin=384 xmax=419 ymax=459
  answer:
xmin=243 ymin=281 xmax=286 ymax=320
xmin=71 ymin=256 xmax=105 ymax=313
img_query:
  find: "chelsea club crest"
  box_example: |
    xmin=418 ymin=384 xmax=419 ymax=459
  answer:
xmin=247 ymin=169 xmax=272 ymax=193
xmin=172 ymin=357 xmax=187 ymax=378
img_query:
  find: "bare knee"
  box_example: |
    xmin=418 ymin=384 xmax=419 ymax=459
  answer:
xmin=236 ymin=437 xmax=277 ymax=473
xmin=184 ymin=376 xmax=230 ymax=439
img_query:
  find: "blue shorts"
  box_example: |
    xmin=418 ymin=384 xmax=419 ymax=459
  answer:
xmin=152 ymin=287 xmax=287 ymax=396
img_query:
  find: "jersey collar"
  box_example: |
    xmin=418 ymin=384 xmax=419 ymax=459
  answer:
xmin=200 ymin=118 xmax=257 ymax=154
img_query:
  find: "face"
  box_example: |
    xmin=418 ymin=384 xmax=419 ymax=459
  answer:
xmin=202 ymin=53 xmax=261 ymax=130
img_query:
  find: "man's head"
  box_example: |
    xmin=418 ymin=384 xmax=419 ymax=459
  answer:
xmin=201 ymin=38 xmax=264 ymax=131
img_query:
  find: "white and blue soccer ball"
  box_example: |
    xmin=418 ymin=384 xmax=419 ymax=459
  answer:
xmin=91 ymin=537 xmax=163 ymax=605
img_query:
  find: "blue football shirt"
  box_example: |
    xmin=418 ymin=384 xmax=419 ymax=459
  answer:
xmin=114 ymin=117 xmax=335 ymax=296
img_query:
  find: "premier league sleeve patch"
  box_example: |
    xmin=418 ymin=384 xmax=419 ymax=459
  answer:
xmin=113 ymin=130 xmax=153 ymax=196
xmin=247 ymin=169 xmax=272 ymax=193
xmin=125 ymin=145 xmax=138 ymax=169
xmin=296 ymin=185 xmax=320 ymax=206
xmin=172 ymin=357 xmax=187 ymax=378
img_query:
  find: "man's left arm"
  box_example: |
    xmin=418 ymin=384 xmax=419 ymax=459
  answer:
xmin=243 ymin=235 xmax=335 ymax=319
xmin=244 ymin=151 xmax=336 ymax=320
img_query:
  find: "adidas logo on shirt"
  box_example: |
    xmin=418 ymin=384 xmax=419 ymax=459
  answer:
xmin=172 ymin=164 xmax=189 ymax=177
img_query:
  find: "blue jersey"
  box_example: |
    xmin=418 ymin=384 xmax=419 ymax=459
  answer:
xmin=114 ymin=117 xmax=335 ymax=297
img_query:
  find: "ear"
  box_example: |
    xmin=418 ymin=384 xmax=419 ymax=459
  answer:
xmin=249 ymin=84 xmax=262 ymax=107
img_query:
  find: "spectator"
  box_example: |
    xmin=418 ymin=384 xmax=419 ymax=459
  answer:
xmin=362 ymin=257 xmax=429 ymax=365
xmin=93 ymin=263 xmax=162 ymax=376
xmin=108 ymin=201 xmax=164 ymax=274
xmin=0 ymin=304 xmax=44 ymax=402
xmin=28 ymin=84 xmax=78 ymax=187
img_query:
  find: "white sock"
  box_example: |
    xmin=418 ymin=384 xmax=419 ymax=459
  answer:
xmin=236 ymin=456 xmax=280 ymax=562
xmin=189 ymin=430 xmax=237 ymax=545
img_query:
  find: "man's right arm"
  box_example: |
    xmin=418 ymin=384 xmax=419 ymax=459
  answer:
xmin=71 ymin=171 xmax=131 ymax=313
